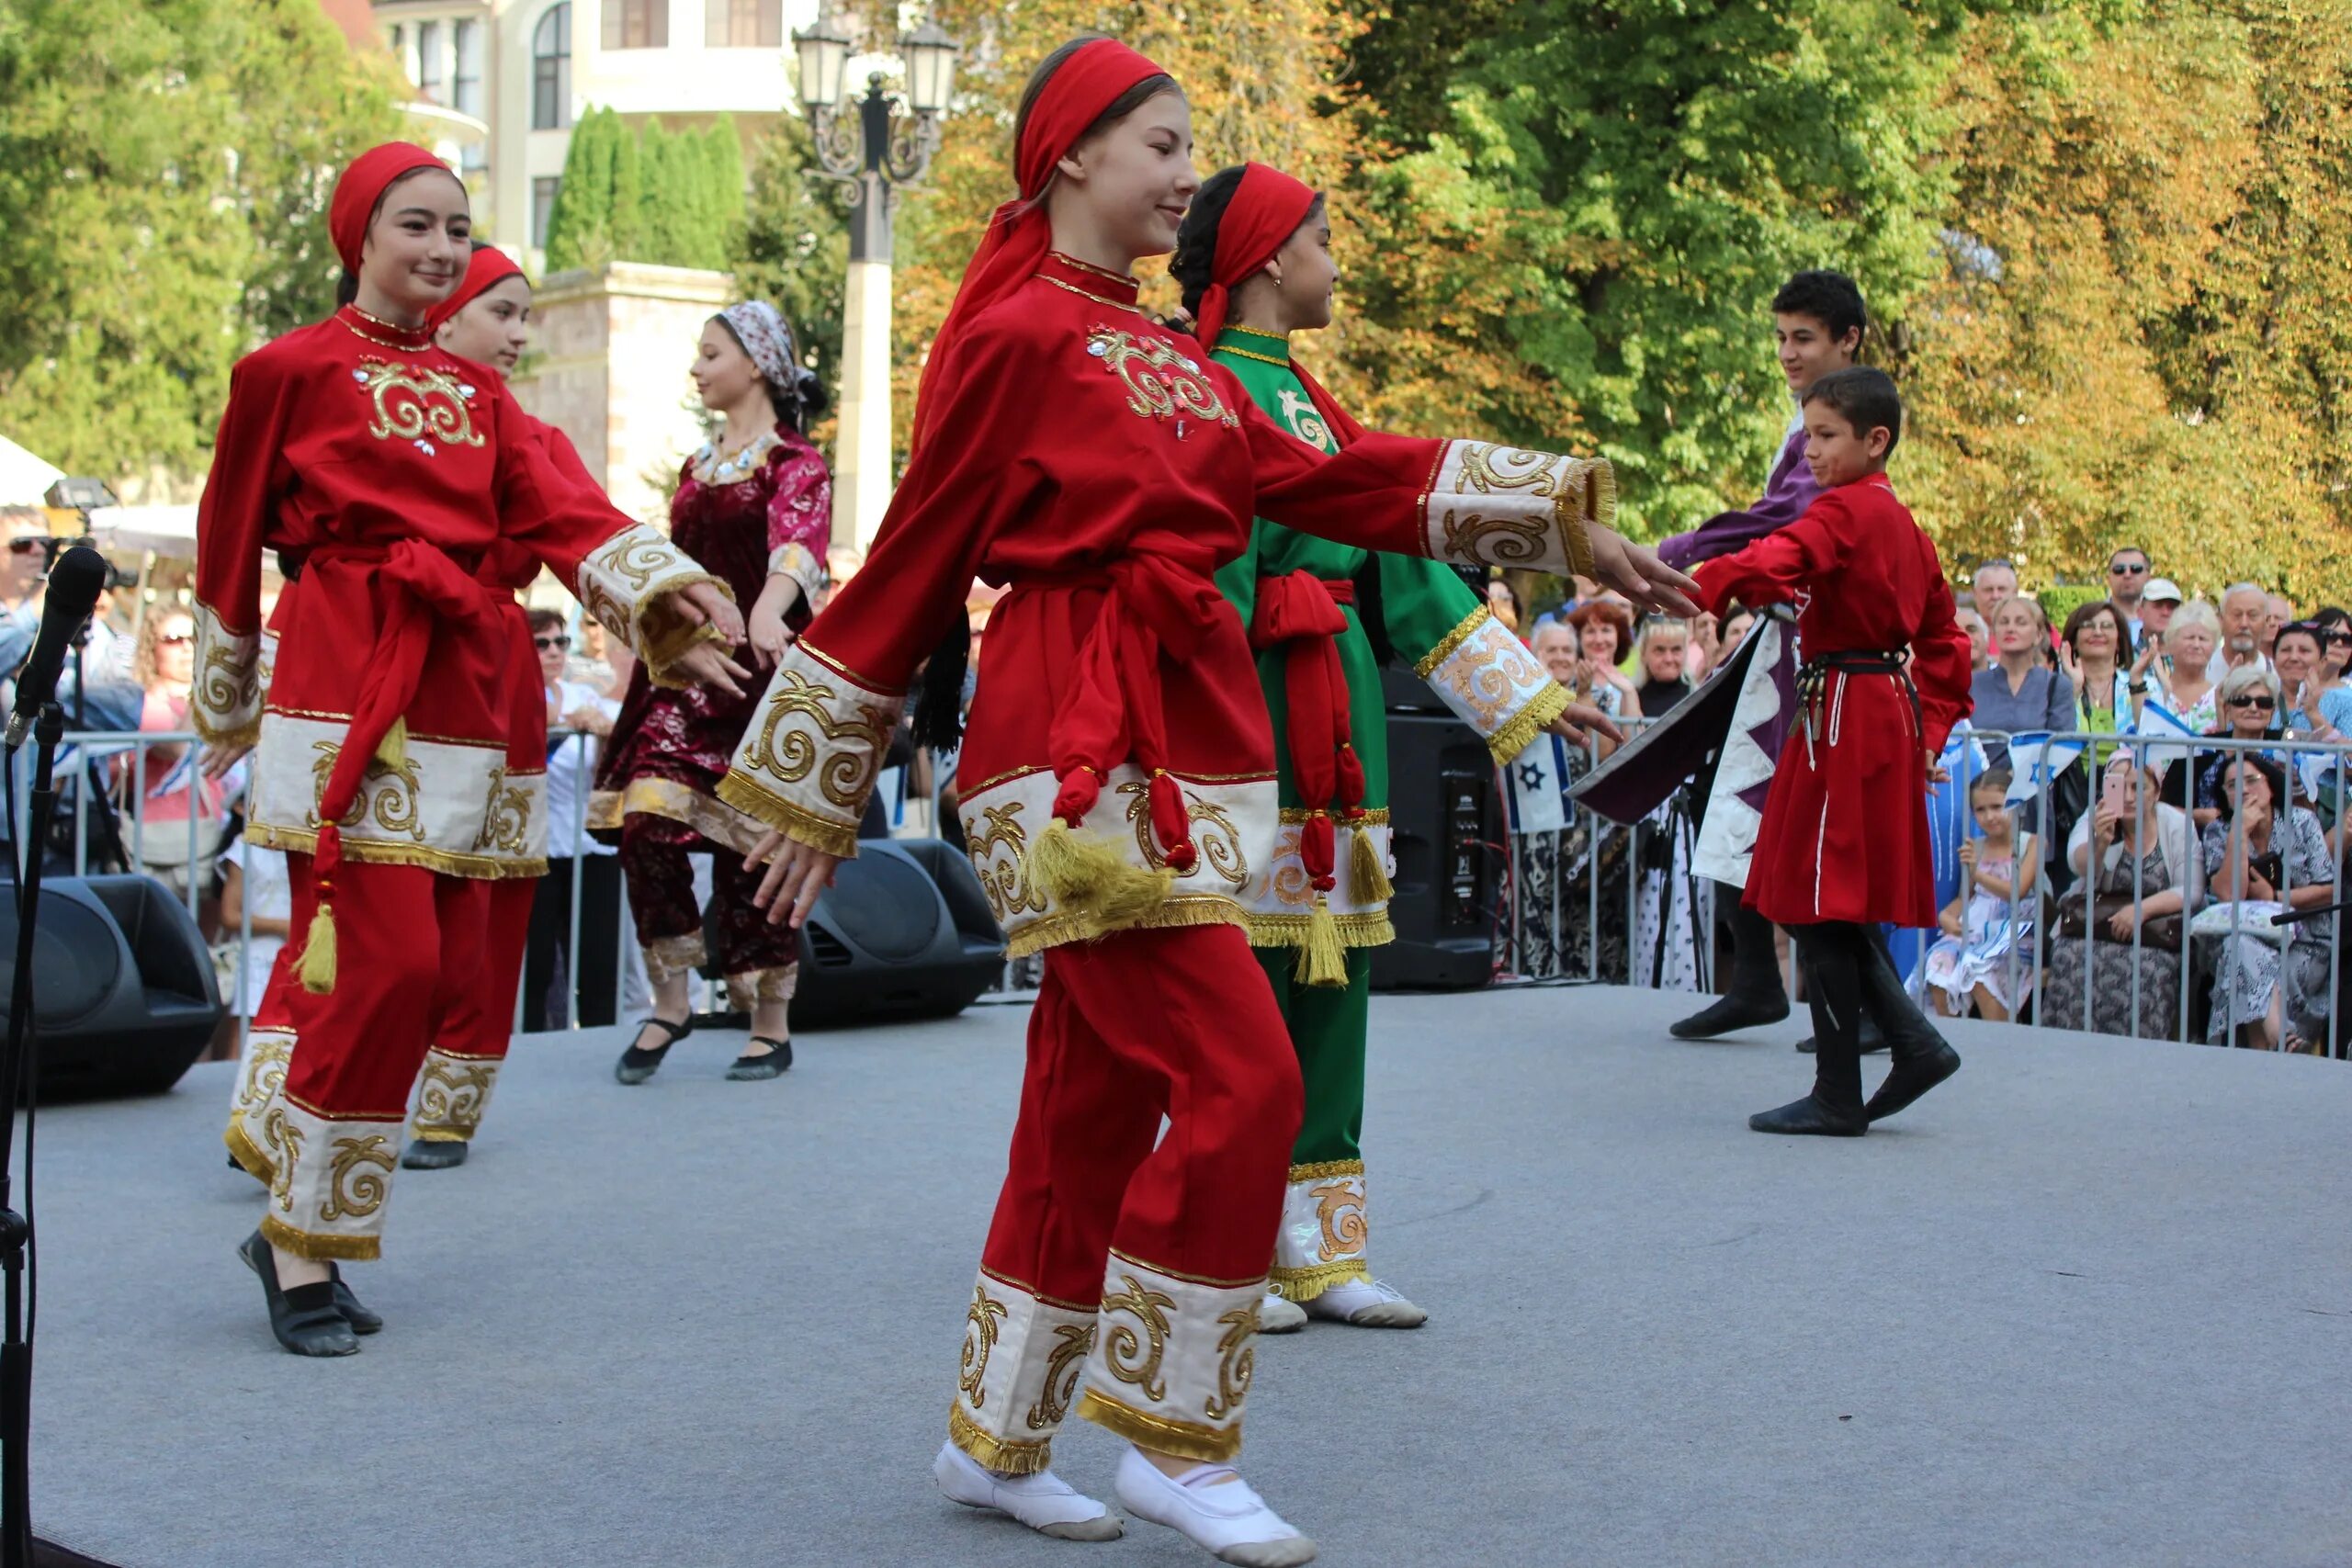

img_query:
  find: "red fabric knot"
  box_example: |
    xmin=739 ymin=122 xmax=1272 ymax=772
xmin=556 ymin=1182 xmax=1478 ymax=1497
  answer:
xmin=1300 ymin=810 xmax=1337 ymax=889
xmin=1250 ymin=571 xmax=1365 ymax=837
xmin=1148 ymin=770 xmax=1196 ymax=874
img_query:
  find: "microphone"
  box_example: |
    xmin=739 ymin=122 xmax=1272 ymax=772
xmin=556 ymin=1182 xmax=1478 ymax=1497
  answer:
xmin=4 ymin=544 xmax=109 ymax=752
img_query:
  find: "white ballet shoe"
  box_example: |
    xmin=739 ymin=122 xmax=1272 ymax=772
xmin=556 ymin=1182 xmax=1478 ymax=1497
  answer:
xmin=933 ymin=1440 xmax=1123 ymax=1541
xmin=1256 ymin=1291 xmax=1307 ymax=1335
xmin=1302 ymin=1277 xmax=1428 ymax=1328
xmin=1113 ymin=1446 xmax=1317 ymax=1566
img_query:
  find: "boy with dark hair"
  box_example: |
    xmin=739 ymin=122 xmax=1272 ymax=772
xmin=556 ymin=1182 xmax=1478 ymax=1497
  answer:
xmin=1691 ymin=367 xmax=1973 ymax=1134
xmin=1657 ymin=268 xmax=1866 ymax=1043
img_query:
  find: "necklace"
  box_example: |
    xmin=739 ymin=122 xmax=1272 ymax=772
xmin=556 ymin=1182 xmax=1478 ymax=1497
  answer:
xmin=693 ymin=428 xmax=779 ymax=485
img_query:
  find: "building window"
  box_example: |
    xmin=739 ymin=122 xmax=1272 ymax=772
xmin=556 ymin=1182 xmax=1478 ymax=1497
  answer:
xmin=602 ymin=0 xmax=668 ymax=49
xmin=705 ymin=0 xmax=782 ymax=47
xmin=532 ymin=4 xmax=572 ymax=130
xmin=453 ymin=19 xmax=485 ymax=118
xmin=389 ymin=21 xmax=404 ymax=61
xmin=415 ymin=18 xmax=443 ymax=102
xmin=533 ymin=177 xmax=561 ymax=250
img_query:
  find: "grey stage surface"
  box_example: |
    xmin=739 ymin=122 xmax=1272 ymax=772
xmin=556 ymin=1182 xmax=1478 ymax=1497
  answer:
xmin=23 ymin=986 xmax=2352 ymax=1568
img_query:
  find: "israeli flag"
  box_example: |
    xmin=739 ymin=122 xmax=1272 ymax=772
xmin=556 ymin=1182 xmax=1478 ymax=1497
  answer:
xmin=2123 ymin=698 xmax=2202 ymax=773
xmin=1505 ymin=734 xmax=1573 ymax=835
xmin=2003 ymin=731 xmax=2088 ymax=807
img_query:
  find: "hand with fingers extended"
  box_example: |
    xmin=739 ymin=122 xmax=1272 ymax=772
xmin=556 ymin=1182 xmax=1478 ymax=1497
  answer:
xmin=1544 ymin=703 xmax=1624 ymax=751
xmin=201 ymin=741 xmax=254 ymax=781
xmin=675 ymin=642 xmax=753 ymax=701
xmin=1587 ymin=525 xmax=1702 ymax=618
xmin=746 ymin=829 xmax=842 ymax=929
xmin=673 ymin=580 xmax=745 ymax=646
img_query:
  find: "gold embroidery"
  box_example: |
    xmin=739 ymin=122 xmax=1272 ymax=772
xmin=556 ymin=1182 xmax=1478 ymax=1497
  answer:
xmin=262 ymin=1107 xmax=304 ymax=1213
xmin=961 ymin=1283 xmax=1009 ymax=1408
xmin=1114 ymin=781 xmax=1250 ymax=887
xmin=1311 ymin=1178 xmax=1369 ymax=1262
xmin=1428 ymin=619 xmax=1538 ymax=729
xmin=197 ymin=639 xmax=258 ymax=733
xmin=319 ymin=1134 xmax=396 ymax=1222
xmin=1099 ymin=1273 xmax=1176 ymax=1404
xmin=232 ymin=1035 xmax=291 ymax=1118
xmin=1025 ymin=1322 xmax=1096 ymax=1432
xmin=305 ymin=739 xmax=426 ymax=843
xmin=472 ymin=765 xmax=532 ymax=856
xmin=970 ymin=802 xmax=1050 ymax=921
xmin=1216 ymin=343 xmax=1287 ymax=368
xmin=1034 ymin=273 xmax=1144 ymax=313
xmin=1051 ymin=250 xmax=1137 ymax=286
xmin=1204 ymin=1307 xmax=1255 ymax=1422
xmin=357 ymin=362 xmax=485 ymax=450
xmin=1276 ymin=387 xmax=1333 ymax=451
xmin=412 ymin=1054 xmax=497 ymax=1139
xmin=584 ymin=528 xmax=669 ymax=594
xmin=742 ymin=670 xmax=895 ymax=809
xmin=1086 ymin=328 xmax=1240 ymax=429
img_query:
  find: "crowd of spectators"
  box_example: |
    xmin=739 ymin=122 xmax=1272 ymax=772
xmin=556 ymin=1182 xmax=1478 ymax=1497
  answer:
xmin=1507 ymin=547 xmax=2352 ymax=1057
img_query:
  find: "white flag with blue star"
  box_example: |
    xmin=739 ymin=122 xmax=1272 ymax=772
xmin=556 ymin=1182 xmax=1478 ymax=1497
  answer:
xmin=2003 ymin=731 xmax=2089 ymax=807
xmin=1506 ymin=734 xmax=1572 ymax=834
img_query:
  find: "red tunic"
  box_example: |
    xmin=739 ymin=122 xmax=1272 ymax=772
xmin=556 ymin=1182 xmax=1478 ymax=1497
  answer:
xmin=594 ymin=425 xmax=831 ymax=852
xmin=717 ymin=252 xmax=1617 ymax=956
xmin=191 ymin=307 xmax=719 ymax=880
xmin=1692 ymin=472 xmax=1971 ymax=927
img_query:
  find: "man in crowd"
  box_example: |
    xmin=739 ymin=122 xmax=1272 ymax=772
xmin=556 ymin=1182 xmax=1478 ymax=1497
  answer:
xmin=2139 ymin=578 xmax=2183 ymax=644
xmin=2212 ymin=583 xmax=2274 ymax=682
xmin=2264 ymin=592 xmax=2293 ymax=649
xmin=2106 ymin=547 xmax=2152 ymax=645
xmin=1971 ymin=559 xmax=2018 ymax=623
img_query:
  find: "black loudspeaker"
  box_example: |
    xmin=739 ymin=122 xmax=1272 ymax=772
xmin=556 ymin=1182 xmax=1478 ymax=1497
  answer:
xmin=1370 ymin=666 xmax=1503 ymax=992
xmin=788 ymin=838 xmax=1007 ymax=1028
xmin=0 ymin=874 xmax=223 ymax=1100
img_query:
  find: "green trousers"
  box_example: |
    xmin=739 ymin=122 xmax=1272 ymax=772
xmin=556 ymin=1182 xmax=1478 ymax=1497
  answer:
xmin=1258 ymin=946 xmax=1374 ymax=1300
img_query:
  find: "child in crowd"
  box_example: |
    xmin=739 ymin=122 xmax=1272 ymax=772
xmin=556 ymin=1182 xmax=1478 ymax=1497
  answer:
xmin=1921 ymin=770 xmax=2038 ymax=1021
xmin=1692 ymin=367 xmax=1974 ymax=1135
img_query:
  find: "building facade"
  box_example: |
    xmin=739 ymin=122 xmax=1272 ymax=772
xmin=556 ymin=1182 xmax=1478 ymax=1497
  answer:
xmin=368 ymin=0 xmax=811 ymax=265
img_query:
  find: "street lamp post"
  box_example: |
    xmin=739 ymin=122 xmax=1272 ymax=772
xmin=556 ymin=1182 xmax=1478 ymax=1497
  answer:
xmin=792 ymin=10 xmax=958 ymax=555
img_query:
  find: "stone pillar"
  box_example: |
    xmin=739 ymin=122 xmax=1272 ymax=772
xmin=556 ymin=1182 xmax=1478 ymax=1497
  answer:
xmin=512 ymin=262 xmax=735 ymax=528
xmin=835 ymin=256 xmax=895 ymax=554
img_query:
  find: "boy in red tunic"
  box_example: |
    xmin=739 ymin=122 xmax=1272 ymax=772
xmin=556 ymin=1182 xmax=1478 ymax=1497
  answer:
xmin=1692 ymin=368 xmax=1971 ymax=1135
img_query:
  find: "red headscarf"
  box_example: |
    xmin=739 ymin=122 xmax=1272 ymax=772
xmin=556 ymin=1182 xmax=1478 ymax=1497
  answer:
xmin=424 ymin=245 xmax=527 ymax=333
xmin=1193 ymin=162 xmax=1365 ymax=448
xmin=329 ymin=142 xmax=452 ymax=275
xmin=910 ymin=39 xmax=1169 ymax=450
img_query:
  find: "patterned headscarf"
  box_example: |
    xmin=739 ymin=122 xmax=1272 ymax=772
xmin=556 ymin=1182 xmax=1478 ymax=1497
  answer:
xmin=718 ymin=301 xmax=800 ymax=387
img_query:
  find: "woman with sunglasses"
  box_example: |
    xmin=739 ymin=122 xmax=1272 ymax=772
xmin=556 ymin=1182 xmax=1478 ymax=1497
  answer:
xmin=2160 ymin=663 xmax=2286 ymax=829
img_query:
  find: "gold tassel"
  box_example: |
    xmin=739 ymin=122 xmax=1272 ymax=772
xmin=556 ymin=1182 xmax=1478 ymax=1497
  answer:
xmin=1350 ymin=823 xmax=1393 ymax=905
xmin=1295 ymin=894 xmax=1349 ymax=988
xmin=1027 ymin=821 xmax=1174 ymax=929
xmin=374 ymin=716 xmax=410 ymax=773
xmin=295 ymin=905 xmax=338 ymax=994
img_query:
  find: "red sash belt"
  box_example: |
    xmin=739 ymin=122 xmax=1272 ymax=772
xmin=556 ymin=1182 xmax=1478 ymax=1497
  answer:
xmin=1249 ymin=572 xmax=1365 ymax=891
xmin=1008 ymin=555 xmax=1227 ymax=874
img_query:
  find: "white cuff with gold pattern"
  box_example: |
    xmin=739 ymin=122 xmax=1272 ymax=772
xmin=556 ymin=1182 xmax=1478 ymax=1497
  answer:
xmin=717 ymin=640 xmax=902 ymax=859
xmin=190 ymin=601 xmax=262 ymax=748
xmin=1414 ymin=605 xmax=1570 ymax=764
xmin=1420 ymin=441 xmax=1614 ymax=578
xmin=574 ymin=521 xmax=732 ymax=689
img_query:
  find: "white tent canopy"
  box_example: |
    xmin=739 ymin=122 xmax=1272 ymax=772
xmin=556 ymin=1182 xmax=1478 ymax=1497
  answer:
xmin=85 ymin=504 xmax=198 ymax=558
xmin=0 ymin=434 xmax=62 ymax=507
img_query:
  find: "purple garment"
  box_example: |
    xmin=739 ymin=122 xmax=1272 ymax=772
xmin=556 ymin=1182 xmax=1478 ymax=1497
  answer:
xmin=1657 ymin=424 xmax=1823 ymax=570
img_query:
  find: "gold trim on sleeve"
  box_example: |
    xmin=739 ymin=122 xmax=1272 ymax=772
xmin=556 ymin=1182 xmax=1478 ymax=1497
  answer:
xmin=714 ymin=772 xmax=862 ymax=861
xmin=1487 ymin=678 xmax=1570 ymax=767
xmin=1413 ymin=606 xmax=1491 ymax=681
xmin=1077 ymin=1391 xmax=1241 ymax=1463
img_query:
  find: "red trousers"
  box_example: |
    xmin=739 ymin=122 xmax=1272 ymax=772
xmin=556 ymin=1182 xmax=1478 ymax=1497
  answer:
xmin=232 ymin=854 xmax=490 ymax=1259
xmin=411 ymin=874 xmax=537 ymax=1144
xmin=952 ymin=922 xmax=1301 ymax=1471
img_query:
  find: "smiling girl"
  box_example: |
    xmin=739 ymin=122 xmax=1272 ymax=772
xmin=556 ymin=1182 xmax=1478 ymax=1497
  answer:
xmin=194 ymin=143 xmax=745 ymax=1359
xmin=718 ymin=36 xmax=1690 ymax=1562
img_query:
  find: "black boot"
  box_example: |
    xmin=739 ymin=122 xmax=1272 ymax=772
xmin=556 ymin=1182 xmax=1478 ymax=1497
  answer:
xmin=1752 ymin=926 xmax=1868 ymax=1136
xmin=1672 ymin=896 xmax=1791 ymax=1038
xmin=1857 ymin=937 xmax=1961 ymax=1122
xmin=239 ymin=1230 xmax=359 ymax=1357
xmin=401 ymin=1136 xmax=469 ymax=1170
xmin=1795 ymin=1013 xmax=1886 ymax=1055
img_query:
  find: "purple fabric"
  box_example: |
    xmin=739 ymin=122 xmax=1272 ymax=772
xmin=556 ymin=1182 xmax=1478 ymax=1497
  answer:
xmin=1734 ymin=623 xmax=1803 ymax=816
xmin=1657 ymin=424 xmax=1822 ymax=570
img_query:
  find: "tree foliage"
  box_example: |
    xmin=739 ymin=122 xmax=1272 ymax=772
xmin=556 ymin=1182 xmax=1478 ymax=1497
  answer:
xmin=0 ymin=0 xmax=405 ymax=487
xmin=729 ymin=111 xmax=850 ymax=456
xmin=546 ymin=109 xmax=744 ymax=273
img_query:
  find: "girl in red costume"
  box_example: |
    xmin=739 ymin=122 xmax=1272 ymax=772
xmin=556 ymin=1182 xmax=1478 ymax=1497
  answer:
xmin=721 ymin=38 xmax=1694 ymax=1563
xmin=1691 ymin=367 xmax=1972 ymax=1137
xmin=594 ymin=302 xmax=832 ymax=1086
xmin=197 ymin=144 xmax=747 ymax=1358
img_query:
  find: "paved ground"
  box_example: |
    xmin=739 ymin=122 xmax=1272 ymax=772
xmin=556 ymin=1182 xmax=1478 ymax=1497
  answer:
xmin=20 ymin=985 xmax=2352 ymax=1568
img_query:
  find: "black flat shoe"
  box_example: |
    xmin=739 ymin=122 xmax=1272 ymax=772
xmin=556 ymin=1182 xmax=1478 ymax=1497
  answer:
xmin=1669 ymin=989 xmax=1790 ymax=1040
xmin=239 ymin=1229 xmax=359 ymax=1357
xmin=1864 ymin=1042 xmax=1961 ymax=1122
xmin=616 ymin=1015 xmax=693 ymax=1085
xmin=1747 ymin=1094 xmax=1868 ymax=1136
xmin=726 ymin=1036 xmax=792 ymax=1080
xmin=1796 ymin=1016 xmax=1887 ymax=1055
xmin=329 ymin=1263 xmax=382 ymax=1335
xmin=401 ymin=1136 xmax=469 ymax=1170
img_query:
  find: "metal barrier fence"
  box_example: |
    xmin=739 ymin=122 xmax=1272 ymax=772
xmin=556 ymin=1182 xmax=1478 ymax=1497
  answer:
xmin=40 ymin=719 xmax=2352 ymax=1057
xmin=1500 ymin=719 xmax=2350 ymax=1058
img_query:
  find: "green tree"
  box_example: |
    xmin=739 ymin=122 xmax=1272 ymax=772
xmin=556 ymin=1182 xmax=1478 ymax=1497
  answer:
xmin=0 ymin=0 xmax=404 ymax=484
xmin=608 ymin=114 xmax=648 ymax=259
xmin=698 ymin=118 xmax=747 ymax=271
xmin=731 ymin=110 xmax=848 ymax=451
xmin=545 ymin=106 xmax=619 ymax=271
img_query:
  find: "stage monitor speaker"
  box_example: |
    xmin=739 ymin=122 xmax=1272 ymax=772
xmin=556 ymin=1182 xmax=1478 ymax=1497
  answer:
xmin=1370 ymin=666 xmax=1502 ymax=992
xmin=0 ymin=873 xmax=223 ymax=1100
xmin=787 ymin=838 xmax=1008 ymax=1028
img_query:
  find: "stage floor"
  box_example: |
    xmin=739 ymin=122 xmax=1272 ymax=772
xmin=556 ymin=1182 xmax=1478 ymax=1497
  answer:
xmin=24 ymin=986 xmax=2352 ymax=1568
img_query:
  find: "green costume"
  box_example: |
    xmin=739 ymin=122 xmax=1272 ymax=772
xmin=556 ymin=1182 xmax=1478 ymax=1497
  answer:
xmin=1211 ymin=325 xmax=1566 ymax=1301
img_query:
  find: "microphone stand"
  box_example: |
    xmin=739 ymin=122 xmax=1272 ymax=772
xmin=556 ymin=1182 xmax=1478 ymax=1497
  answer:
xmin=1 ymin=699 xmax=62 ymax=1568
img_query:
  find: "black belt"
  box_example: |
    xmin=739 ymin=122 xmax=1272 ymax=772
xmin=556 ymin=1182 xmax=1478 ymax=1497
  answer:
xmin=1797 ymin=649 xmax=1919 ymax=747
